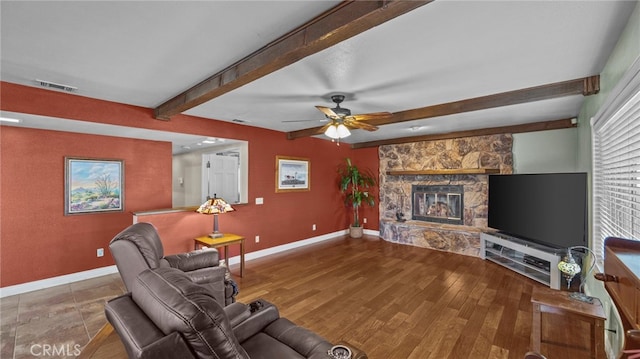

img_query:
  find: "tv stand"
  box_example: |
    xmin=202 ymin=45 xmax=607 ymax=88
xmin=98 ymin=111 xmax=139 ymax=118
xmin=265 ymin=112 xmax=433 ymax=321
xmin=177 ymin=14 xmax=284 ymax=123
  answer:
xmin=480 ymin=232 xmax=562 ymax=289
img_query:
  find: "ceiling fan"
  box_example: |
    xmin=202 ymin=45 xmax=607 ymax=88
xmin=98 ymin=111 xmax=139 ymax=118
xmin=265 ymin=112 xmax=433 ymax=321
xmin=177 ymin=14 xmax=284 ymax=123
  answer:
xmin=318 ymin=95 xmax=391 ymax=143
xmin=287 ymin=94 xmax=392 ymax=142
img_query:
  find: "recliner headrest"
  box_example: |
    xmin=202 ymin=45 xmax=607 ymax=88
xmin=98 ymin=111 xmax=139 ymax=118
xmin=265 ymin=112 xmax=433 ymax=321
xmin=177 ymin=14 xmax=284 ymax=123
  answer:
xmin=132 ymin=267 xmax=248 ymax=359
xmin=110 ymin=222 xmax=164 ymax=268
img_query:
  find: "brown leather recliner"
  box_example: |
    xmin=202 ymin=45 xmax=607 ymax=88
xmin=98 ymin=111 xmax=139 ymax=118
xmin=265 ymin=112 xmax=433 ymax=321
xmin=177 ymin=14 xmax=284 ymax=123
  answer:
xmin=109 ymin=222 xmax=237 ymax=307
xmin=105 ymin=267 xmax=363 ymax=359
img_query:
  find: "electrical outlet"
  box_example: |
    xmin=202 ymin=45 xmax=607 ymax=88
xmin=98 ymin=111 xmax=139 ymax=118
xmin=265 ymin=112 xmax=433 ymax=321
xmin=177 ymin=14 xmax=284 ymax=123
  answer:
xmin=312 ymin=224 xmax=316 ymax=231
xmin=255 ymin=235 xmax=260 ymax=243
xmin=363 ymin=218 xmax=367 ymax=224
xmin=97 ymin=248 xmax=104 ymax=257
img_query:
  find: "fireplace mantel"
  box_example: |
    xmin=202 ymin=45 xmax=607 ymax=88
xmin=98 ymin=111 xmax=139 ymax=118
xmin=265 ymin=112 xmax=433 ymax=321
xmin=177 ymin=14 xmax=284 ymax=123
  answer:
xmin=386 ymin=168 xmax=500 ymax=176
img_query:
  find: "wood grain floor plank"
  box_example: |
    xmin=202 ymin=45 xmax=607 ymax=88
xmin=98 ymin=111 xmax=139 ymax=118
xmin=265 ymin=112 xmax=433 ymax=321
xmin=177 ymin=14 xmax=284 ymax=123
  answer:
xmin=427 ymin=316 xmax=468 ymax=359
xmin=79 ymin=234 xmax=596 ymax=359
xmin=471 ymin=325 xmax=498 ymax=359
xmin=488 ymin=345 xmax=510 ymax=359
xmin=450 ymin=304 xmax=491 ymax=358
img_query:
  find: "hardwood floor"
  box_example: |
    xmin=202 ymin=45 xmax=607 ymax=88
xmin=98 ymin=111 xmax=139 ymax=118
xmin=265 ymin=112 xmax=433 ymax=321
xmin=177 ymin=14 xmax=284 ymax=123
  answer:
xmin=9 ymin=234 xmax=592 ymax=358
xmin=234 ymin=235 xmax=538 ymax=359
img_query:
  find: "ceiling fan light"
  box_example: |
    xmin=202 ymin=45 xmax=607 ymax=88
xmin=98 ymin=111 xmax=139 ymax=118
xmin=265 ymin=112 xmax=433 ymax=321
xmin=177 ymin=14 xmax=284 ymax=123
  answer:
xmin=336 ymin=124 xmax=351 ymax=138
xmin=325 ymin=124 xmax=339 ymax=139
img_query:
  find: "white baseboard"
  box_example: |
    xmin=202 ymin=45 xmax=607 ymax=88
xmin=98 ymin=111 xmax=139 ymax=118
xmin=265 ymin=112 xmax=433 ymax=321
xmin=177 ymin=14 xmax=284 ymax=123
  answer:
xmin=0 ymin=229 xmax=381 ymax=298
xmin=364 ymin=229 xmax=380 ymax=237
xmin=224 ymin=229 xmax=379 ymax=265
xmin=225 ymin=229 xmax=350 ymax=265
xmin=0 ymin=265 xmax=119 ymax=298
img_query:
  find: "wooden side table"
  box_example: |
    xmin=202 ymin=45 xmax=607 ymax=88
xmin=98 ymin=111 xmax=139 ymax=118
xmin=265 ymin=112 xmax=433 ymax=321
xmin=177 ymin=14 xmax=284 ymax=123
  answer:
xmin=531 ymin=287 xmax=606 ymax=358
xmin=194 ymin=233 xmax=245 ymax=277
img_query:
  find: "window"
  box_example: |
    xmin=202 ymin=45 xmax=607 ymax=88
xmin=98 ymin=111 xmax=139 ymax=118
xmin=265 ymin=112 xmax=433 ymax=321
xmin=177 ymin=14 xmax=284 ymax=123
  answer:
xmin=591 ymin=57 xmax=640 ymax=266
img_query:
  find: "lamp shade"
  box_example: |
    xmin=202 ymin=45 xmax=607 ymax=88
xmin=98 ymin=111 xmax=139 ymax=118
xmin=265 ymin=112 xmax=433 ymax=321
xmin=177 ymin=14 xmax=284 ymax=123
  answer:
xmin=336 ymin=124 xmax=351 ymax=138
xmin=197 ymin=197 xmax=235 ymax=214
xmin=324 ymin=124 xmax=339 ymax=139
xmin=557 ymin=250 xmax=582 ymax=289
xmin=324 ymin=123 xmax=351 ymax=140
xmin=557 ymin=246 xmax=598 ymax=303
xmin=558 ymin=257 xmax=581 ymax=276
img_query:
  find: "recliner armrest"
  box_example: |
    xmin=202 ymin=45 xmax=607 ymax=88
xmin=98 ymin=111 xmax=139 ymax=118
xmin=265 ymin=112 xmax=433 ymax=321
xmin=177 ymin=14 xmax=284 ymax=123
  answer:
xmin=163 ymin=248 xmax=220 ymax=271
xmin=232 ymin=299 xmax=280 ymax=343
xmin=224 ymin=302 xmax=251 ymax=327
xmin=105 ymin=293 xmax=195 ymax=359
xmin=136 ymin=332 xmax=195 ymax=359
xmin=264 ymin=317 xmax=332 ymax=358
xmin=183 ymin=265 xmax=226 ymax=284
xmin=181 ymin=266 xmax=230 ymax=307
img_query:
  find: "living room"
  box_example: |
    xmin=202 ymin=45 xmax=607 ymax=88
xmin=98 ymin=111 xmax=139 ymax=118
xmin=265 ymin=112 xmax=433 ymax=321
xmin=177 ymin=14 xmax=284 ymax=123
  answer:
xmin=2 ymin=1 xmax=639 ymax=358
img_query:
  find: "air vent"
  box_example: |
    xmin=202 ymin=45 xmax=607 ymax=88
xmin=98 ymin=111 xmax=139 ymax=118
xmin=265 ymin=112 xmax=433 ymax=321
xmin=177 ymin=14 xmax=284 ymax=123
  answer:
xmin=36 ymin=79 xmax=78 ymax=92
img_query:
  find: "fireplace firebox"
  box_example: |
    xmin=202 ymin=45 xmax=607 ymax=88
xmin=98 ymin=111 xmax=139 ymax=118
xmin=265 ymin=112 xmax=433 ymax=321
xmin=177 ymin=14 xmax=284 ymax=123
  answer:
xmin=412 ymin=185 xmax=463 ymax=225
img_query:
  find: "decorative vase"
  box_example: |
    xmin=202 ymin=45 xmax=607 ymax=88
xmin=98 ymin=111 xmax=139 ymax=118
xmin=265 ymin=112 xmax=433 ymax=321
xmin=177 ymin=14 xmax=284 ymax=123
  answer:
xmin=349 ymin=225 xmax=363 ymax=238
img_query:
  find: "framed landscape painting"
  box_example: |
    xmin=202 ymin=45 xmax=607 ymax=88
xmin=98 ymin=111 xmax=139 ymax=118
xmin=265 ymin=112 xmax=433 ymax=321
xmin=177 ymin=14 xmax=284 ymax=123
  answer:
xmin=275 ymin=156 xmax=310 ymax=192
xmin=65 ymin=157 xmax=124 ymax=215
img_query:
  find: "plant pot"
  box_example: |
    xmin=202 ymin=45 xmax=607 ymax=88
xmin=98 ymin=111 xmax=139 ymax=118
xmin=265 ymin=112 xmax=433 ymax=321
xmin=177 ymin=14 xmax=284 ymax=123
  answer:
xmin=349 ymin=225 xmax=363 ymax=238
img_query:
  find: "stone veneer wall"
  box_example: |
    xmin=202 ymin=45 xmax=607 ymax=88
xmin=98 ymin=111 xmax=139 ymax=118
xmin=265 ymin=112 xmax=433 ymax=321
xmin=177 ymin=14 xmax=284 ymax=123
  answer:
xmin=379 ymin=134 xmax=513 ymax=257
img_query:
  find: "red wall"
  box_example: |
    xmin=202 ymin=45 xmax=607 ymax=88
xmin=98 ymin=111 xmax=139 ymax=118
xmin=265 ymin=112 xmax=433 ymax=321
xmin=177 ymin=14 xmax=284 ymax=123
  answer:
xmin=349 ymin=147 xmax=380 ymax=227
xmin=0 ymin=82 xmax=380 ymax=287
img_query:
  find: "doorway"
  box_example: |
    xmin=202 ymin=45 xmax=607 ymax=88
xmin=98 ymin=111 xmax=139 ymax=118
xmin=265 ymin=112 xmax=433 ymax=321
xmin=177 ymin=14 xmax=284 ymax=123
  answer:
xmin=202 ymin=152 xmax=240 ymax=203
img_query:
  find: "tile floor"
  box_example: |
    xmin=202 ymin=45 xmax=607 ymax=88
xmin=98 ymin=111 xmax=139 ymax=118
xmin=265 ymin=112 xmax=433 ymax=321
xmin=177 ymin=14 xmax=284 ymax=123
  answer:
xmin=0 ymin=274 xmax=125 ymax=359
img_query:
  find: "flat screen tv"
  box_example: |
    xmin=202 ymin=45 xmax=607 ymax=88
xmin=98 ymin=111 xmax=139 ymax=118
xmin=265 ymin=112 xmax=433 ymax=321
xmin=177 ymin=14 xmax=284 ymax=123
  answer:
xmin=487 ymin=173 xmax=587 ymax=249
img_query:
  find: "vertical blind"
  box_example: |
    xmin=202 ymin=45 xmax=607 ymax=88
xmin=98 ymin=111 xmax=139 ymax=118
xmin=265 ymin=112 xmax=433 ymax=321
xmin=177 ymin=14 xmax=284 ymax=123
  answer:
xmin=591 ymin=57 xmax=640 ymax=265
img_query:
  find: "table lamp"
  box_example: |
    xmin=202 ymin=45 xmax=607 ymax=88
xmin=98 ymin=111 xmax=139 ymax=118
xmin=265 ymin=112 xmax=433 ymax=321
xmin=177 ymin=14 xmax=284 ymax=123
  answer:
xmin=196 ymin=194 xmax=235 ymax=238
xmin=557 ymin=245 xmax=597 ymax=303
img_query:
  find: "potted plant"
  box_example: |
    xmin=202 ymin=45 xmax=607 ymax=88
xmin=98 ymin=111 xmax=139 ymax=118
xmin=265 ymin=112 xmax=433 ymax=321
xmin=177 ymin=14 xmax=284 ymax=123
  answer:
xmin=338 ymin=158 xmax=376 ymax=238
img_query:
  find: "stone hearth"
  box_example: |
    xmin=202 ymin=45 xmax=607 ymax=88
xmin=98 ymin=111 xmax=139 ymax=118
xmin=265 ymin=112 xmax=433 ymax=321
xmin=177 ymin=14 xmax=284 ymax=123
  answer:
xmin=379 ymin=134 xmax=513 ymax=257
xmin=380 ymin=221 xmax=483 ymax=257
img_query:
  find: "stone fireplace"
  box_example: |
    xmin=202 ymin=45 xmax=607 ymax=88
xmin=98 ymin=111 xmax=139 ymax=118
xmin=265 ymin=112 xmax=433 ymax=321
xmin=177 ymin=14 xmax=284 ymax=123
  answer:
xmin=412 ymin=185 xmax=463 ymax=225
xmin=378 ymin=134 xmax=513 ymax=257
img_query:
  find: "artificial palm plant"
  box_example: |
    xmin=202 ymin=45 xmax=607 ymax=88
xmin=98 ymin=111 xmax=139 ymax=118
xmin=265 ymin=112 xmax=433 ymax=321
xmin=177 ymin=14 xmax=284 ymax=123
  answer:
xmin=338 ymin=158 xmax=376 ymax=237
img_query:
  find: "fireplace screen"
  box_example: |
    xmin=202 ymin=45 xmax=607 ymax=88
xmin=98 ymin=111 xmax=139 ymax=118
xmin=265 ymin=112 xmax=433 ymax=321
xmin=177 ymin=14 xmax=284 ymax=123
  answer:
xmin=412 ymin=185 xmax=463 ymax=225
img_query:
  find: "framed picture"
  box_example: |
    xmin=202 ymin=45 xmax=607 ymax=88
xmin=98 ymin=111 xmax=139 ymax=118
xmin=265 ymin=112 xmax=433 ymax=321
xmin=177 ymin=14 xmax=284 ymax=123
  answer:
xmin=65 ymin=157 xmax=124 ymax=215
xmin=275 ymin=156 xmax=310 ymax=192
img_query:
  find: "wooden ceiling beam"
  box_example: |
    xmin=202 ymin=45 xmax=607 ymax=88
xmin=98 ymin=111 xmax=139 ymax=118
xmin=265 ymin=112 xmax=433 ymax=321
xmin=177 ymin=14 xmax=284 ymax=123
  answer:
xmin=286 ymin=75 xmax=599 ymax=139
xmin=154 ymin=0 xmax=433 ymax=120
xmin=351 ymin=118 xmax=577 ymax=149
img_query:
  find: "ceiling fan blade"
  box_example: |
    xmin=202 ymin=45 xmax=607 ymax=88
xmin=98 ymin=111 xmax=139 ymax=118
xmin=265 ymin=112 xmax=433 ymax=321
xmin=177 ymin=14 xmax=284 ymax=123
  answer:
xmin=282 ymin=119 xmax=328 ymax=123
xmin=316 ymin=106 xmax=339 ymax=119
xmin=351 ymin=112 xmax=392 ymax=121
xmin=345 ymin=118 xmax=378 ymax=131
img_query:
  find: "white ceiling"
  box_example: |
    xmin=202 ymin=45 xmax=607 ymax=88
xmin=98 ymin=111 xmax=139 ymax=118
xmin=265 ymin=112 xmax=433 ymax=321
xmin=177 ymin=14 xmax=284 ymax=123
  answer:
xmin=1 ymin=1 xmax=637 ymax=147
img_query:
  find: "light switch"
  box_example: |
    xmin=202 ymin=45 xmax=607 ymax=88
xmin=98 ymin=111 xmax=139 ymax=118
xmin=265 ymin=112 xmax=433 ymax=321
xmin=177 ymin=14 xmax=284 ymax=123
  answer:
xmin=256 ymin=197 xmax=264 ymax=205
